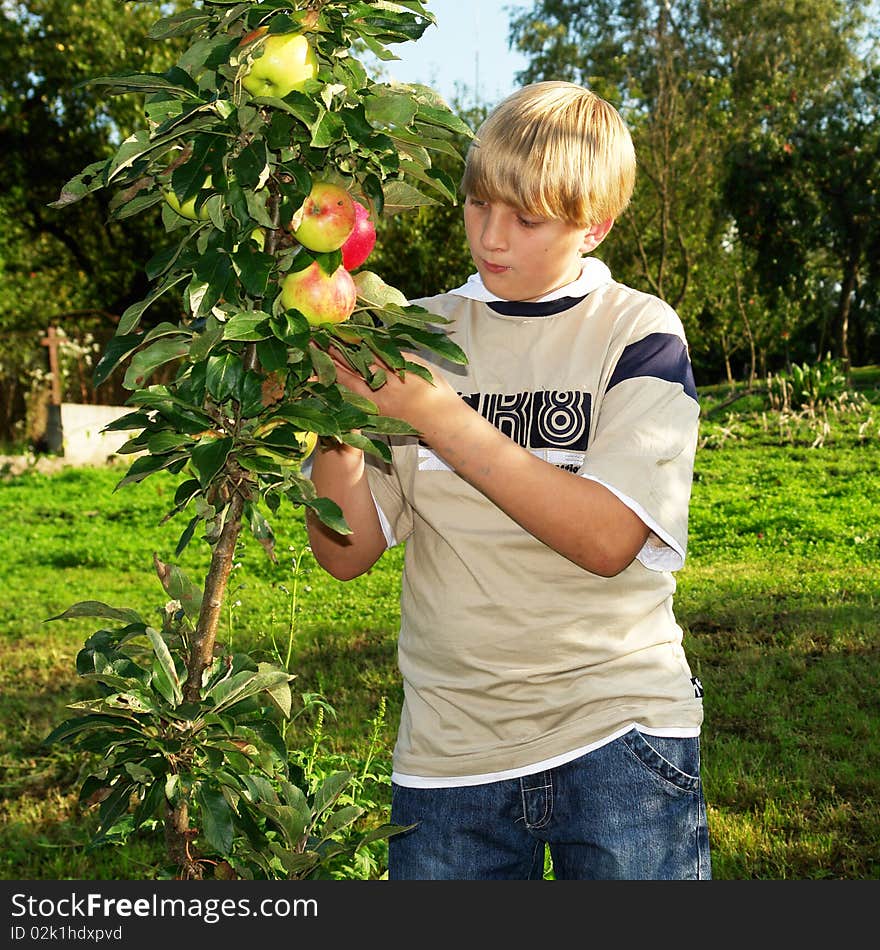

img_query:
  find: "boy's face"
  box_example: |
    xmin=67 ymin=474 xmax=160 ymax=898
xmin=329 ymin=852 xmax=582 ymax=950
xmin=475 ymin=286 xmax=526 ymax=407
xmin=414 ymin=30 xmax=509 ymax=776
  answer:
xmin=463 ymin=195 xmax=611 ymax=301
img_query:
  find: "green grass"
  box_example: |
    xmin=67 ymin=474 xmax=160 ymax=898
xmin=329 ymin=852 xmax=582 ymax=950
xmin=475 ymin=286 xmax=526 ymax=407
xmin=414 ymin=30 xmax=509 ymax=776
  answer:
xmin=1 ymin=379 xmax=878 ymax=880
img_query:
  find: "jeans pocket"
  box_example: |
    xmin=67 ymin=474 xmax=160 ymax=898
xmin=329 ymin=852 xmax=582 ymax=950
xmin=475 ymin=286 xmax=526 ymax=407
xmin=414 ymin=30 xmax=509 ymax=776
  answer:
xmin=620 ymin=728 xmax=701 ymax=794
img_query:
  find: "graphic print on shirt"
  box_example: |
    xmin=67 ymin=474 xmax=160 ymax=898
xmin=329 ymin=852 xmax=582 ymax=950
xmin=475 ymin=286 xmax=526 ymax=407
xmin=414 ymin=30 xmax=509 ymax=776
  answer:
xmin=418 ymin=390 xmax=592 ymax=473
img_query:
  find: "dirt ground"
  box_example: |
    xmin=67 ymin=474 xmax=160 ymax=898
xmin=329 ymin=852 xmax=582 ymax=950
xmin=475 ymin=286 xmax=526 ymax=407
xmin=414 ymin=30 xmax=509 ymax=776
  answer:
xmin=0 ymin=453 xmax=73 ymax=477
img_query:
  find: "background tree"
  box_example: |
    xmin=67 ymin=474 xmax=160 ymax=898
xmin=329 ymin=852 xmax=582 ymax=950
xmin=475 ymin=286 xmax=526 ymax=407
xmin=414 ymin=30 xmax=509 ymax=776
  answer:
xmin=0 ymin=0 xmax=190 ymax=439
xmin=508 ymin=0 xmax=876 ymax=382
xmin=725 ymin=68 xmax=880 ymax=372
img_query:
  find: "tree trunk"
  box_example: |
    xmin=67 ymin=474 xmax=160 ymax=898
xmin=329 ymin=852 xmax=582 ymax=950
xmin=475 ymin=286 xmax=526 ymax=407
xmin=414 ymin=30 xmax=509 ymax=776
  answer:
xmin=836 ymin=252 xmax=858 ymax=380
xmin=165 ymin=799 xmax=202 ymax=880
xmin=183 ymin=471 xmax=250 ymax=703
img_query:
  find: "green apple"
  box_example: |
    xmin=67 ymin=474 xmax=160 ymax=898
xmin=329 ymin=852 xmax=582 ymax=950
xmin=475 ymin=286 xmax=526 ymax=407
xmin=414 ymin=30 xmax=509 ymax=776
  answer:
xmin=162 ymin=175 xmax=213 ymax=221
xmin=281 ymin=260 xmax=357 ymax=325
xmin=240 ymin=29 xmax=318 ymax=99
xmin=292 ymin=181 xmax=356 ymax=253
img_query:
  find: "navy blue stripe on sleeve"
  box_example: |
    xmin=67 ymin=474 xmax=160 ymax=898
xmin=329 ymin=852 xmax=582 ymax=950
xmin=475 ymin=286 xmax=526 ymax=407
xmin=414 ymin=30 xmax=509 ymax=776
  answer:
xmin=606 ymin=332 xmax=698 ymax=402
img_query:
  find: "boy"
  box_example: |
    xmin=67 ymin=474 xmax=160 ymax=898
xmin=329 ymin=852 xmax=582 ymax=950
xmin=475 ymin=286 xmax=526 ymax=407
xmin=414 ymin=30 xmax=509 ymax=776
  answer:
xmin=306 ymin=81 xmax=711 ymax=880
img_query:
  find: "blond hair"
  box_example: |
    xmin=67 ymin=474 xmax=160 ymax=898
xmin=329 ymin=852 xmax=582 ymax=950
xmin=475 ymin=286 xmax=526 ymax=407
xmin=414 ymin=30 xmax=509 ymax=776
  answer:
xmin=460 ymin=81 xmax=636 ymax=228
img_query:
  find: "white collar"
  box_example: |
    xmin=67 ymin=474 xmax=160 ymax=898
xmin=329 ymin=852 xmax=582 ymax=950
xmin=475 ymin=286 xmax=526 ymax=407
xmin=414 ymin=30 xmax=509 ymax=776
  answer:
xmin=449 ymin=257 xmax=612 ymax=303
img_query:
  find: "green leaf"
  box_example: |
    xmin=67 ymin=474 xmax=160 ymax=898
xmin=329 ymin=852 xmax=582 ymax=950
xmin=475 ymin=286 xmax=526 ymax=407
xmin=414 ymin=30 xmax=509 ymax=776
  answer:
xmin=45 ymin=602 xmax=145 ymax=626
xmin=302 ymin=496 xmax=350 ymax=535
xmin=269 ymin=310 xmax=310 ymax=349
xmin=239 ymin=370 xmax=266 ymax=418
xmin=118 ymin=274 xmax=188 ymax=336
xmin=222 ymin=311 xmax=272 ymax=342
xmin=310 ymin=109 xmax=345 ymax=148
xmin=43 ymin=713 xmax=142 ymax=746
xmin=256 ymin=337 xmax=289 ymax=373
xmin=244 ymin=500 xmax=276 ymax=561
xmin=146 ymin=624 xmax=183 ymax=707
xmin=261 ymin=676 xmax=293 ymax=720
xmin=206 ymin=352 xmax=243 ymax=403
xmin=365 ymin=90 xmax=419 ymax=128
xmin=206 ymin=668 xmax=293 ymax=715
xmin=153 ymin=556 xmax=204 ymax=621
xmin=231 ymin=141 xmax=269 ymax=190
xmin=309 ymin=346 xmax=337 ymax=386
xmin=274 ymin=403 xmax=340 ymax=432
xmin=232 ymin=245 xmax=273 ymax=298
xmin=318 ymin=804 xmax=364 ymax=842
xmin=353 ymin=270 xmax=409 ymax=309
xmin=96 ymin=779 xmax=137 ymax=835
xmin=148 ymin=9 xmax=214 ymax=39
xmin=196 ymin=784 xmax=234 ymax=856
xmin=122 ymin=338 xmax=190 ymax=391
xmin=189 ymin=251 xmax=233 ymax=318
xmin=48 ymin=159 xmax=111 ymax=209
xmin=415 ymin=102 xmax=474 ymax=136
xmin=88 ymin=67 xmax=201 ymax=99
xmin=380 ymin=179 xmax=439 ymax=213
xmin=188 ymin=322 xmax=225 ymax=363
xmin=133 ymin=778 xmax=166 ymax=828
xmin=362 ymin=416 xmax=419 ymax=435
xmin=190 ymin=437 xmax=233 ymax=488
xmin=312 ymin=771 xmax=354 ymax=819
xmin=115 ymin=451 xmax=188 ymax=488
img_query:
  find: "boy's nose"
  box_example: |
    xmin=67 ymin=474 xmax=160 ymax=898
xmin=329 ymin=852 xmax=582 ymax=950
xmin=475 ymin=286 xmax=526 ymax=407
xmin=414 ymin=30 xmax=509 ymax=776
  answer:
xmin=480 ymin=212 xmax=508 ymax=251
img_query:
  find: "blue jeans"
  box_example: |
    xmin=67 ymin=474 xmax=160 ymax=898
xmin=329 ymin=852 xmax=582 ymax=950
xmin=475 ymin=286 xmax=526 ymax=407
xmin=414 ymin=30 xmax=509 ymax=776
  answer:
xmin=389 ymin=728 xmax=711 ymax=880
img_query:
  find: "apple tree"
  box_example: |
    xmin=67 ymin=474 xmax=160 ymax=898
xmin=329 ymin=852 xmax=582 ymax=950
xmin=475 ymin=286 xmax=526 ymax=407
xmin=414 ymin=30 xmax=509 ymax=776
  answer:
xmin=45 ymin=0 xmax=471 ymax=879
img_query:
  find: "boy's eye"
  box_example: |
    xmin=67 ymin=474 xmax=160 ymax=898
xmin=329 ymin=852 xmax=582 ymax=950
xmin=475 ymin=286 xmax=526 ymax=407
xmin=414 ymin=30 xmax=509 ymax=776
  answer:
xmin=517 ymin=216 xmax=541 ymax=229
xmin=468 ymin=196 xmax=487 ymax=208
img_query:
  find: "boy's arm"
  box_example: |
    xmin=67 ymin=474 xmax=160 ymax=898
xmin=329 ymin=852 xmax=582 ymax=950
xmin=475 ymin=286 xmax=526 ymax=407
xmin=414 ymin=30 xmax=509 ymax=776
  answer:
xmin=305 ymin=440 xmax=388 ymax=581
xmin=330 ymin=355 xmax=649 ymax=577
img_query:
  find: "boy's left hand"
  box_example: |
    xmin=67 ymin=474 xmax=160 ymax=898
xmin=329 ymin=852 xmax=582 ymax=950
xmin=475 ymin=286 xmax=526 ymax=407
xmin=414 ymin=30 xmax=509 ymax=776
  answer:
xmin=326 ymin=346 xmax=459 ymax=432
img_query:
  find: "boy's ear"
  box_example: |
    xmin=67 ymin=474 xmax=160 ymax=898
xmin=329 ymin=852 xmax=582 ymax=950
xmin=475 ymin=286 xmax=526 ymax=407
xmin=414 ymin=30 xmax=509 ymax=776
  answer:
xmin=580 ymin=218 xmax=615 ymax=254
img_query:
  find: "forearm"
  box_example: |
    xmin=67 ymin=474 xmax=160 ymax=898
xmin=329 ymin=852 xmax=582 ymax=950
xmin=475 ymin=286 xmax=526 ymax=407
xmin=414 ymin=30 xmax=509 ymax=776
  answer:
xmin=419 ymin=397 xmax=649 ymax=576
xmin=305 ymin=440 xmax=388 ymax=581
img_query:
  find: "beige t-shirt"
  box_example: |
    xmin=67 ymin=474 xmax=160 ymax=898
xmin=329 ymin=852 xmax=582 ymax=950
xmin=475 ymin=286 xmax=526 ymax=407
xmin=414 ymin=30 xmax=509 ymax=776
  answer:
xmin=366 ymin=269 xmax=703 ymax=783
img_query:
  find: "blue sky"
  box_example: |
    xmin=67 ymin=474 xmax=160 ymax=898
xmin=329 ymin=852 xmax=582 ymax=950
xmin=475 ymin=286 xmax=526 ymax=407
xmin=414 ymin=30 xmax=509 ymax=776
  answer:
xmin=376 ymin=1 xmax=530 ymax=109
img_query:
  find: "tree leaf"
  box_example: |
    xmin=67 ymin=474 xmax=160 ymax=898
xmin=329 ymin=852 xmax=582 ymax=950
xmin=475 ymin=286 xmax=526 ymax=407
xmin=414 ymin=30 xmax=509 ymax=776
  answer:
xmin=206 ymin=668 xmax=293 ymax=715
xmin=153 ymin=555 xmax=203 ymax=620
xmin=222 ymin=311 xmax=272 ymax=342
xmin=206 ymin=352 xmax=243 ymax=403
xmin=195 ymin=784 xmax=234 ymax=856
xmin=122 ymin=338 xmax=190 ymax=390
xmin=115 ymin=451 xmax=189 ymax=488
xmin=190 ymin=436 xmax=233 ymax=488
xmin=118 ymin=273 xmax=188 ymax=335
xmin=45 ymin=602 xmax=145 ymax=626
xmin=301 ymin=496 xmax=350 ymax=536
xmin=88 ymin=67 xmax=202 ymax=98
xmin=146 ymin=625 xmax=183 ymax=708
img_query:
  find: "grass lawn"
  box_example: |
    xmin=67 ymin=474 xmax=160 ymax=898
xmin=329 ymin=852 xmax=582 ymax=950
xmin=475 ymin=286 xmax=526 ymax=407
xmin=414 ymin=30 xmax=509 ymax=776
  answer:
xmin=1 ymin=372 xmax=878 ymax=879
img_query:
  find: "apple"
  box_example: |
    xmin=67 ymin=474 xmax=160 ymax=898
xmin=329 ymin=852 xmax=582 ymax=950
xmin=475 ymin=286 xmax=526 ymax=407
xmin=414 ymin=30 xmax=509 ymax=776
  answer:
xmin=292 ymin=181 xmax=356 ymax=253
xmin=280 ymin=260 xmax=357 ymax=325
xmin=240 ymin=29 xmax=318 ymax=99
xmin=341 ymin=200 xmax=377 ymax=269
xmin=162 ymin=175 xmax=213 ymax=221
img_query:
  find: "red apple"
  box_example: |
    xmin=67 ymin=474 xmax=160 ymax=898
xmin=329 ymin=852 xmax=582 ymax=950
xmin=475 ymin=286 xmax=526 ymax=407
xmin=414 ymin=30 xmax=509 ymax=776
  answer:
xmin=341 ymin=200 xmax=377 ymax=270
xmin=280 ymin=260 xmax=357 ymax=325
xmin=292 ymin=181 xmax=356 ymax=253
